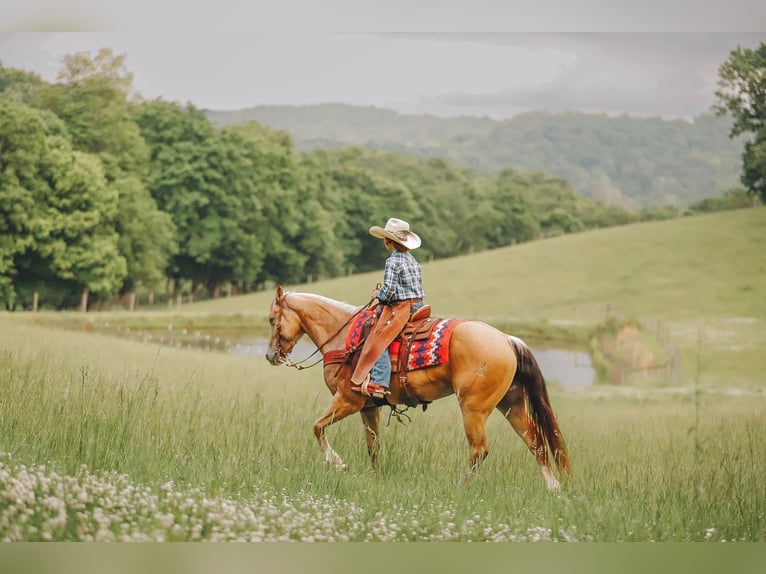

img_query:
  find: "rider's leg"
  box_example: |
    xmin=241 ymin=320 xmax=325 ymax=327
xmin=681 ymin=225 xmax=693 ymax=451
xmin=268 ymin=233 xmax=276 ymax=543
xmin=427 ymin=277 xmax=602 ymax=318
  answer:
xmin=370 ymin=350 xmax=392 ymax=388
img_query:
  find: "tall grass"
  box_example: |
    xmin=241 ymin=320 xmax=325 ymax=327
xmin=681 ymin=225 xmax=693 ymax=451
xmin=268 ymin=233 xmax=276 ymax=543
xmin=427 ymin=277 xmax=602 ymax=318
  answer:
xmin=1 ymin=320 xmax=764 ymax=541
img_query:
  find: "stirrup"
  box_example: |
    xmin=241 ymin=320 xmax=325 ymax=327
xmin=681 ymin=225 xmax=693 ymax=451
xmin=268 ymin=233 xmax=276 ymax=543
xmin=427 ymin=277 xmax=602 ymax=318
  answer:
xmin=353 ymin=380 xmax=390 ymax=398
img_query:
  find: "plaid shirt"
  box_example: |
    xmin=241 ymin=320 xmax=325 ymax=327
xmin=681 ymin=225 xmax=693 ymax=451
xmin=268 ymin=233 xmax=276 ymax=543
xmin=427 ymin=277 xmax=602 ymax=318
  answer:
xmin=376 ymin=251 xmax=424 ymax=303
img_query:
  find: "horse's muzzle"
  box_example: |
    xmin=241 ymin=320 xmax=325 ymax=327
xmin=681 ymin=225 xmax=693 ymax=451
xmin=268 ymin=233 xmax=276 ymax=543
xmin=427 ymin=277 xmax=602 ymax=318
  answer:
xmin=265 ymin=349 xmax=282 ymax=365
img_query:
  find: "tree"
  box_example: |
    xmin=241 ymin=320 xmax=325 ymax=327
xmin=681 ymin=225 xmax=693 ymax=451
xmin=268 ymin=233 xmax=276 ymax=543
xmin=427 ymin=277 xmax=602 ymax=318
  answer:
xmin=136 ymin=101 xmax=270 ymax=297
xmin=37 ymin=137 xmax=127 ymax=304
xmin=0 ymin=64 xmax=45 ymax=106
xmin=478 ymin=171 xmax=540 ymax=248
xmin=685 ymin=187 xmax=759 ymax=214
xmin=0 ymin=99 xmax=48 ymax=306
xmin=113 ymin=175 xmax=176 ymax=296
xmin=41 ymin=50 xmax=174 ymax=301
xmin=225 ymin=122 xmax=312 ymax=286
xmin=714 ymin=43 xmax=766 ymax=202
xmin=0 ymin=99 xmax=127 ymax=308
xmin=136 ymin=101 xmax=216 ymax=294
xmin=541 ymin=208 xmax=585 ymax=234
xmin=42 ymin=49 xmax=147 ymax=176
xmin=303 ymin=148 xmax=421 ymax=274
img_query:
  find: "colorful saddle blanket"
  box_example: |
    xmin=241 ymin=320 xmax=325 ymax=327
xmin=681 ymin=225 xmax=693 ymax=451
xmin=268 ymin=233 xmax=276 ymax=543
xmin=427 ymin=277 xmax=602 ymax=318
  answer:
xmin=345 ymin=309 xmax=461 ymax=371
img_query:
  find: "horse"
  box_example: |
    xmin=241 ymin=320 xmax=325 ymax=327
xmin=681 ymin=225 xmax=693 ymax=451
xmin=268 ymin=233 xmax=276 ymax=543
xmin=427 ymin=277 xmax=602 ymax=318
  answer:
xmin=265 ymin=284 xmax=570 ymax=491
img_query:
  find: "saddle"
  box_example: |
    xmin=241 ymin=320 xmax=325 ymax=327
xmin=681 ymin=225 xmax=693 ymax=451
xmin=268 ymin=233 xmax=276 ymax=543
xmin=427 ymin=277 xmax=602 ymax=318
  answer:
xmin=324 ymin=301 xmax=459 ymax=408
xmin=388 ymin=307 xmax=433 ymax=373
xmin=348 ymin=302 xmax=440 ymax=407
xmin=349 ymin=300 xmax=422 ymax=387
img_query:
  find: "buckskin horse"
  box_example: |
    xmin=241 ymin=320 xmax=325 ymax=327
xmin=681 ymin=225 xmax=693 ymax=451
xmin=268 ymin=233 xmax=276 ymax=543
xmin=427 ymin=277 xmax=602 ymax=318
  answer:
xmin=265 ymin=285 xmax=570 ymax=490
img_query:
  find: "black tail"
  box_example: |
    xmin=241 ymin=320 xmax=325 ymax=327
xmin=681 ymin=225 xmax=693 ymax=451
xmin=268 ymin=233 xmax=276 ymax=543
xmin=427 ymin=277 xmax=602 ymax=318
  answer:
xmin=509 ymin=336 xmax=571 ymax=474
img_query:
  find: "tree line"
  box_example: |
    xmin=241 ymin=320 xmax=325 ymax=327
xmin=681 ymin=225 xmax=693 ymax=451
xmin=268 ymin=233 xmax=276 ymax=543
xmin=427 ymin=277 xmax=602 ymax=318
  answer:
xmin=0 ymin=48 xmax=757 ymax=311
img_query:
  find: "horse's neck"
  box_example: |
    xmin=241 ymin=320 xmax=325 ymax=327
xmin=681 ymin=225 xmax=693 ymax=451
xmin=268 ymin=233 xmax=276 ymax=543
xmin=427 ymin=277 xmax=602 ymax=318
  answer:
xmin=290 ymin=294 xmax=356 ymax=350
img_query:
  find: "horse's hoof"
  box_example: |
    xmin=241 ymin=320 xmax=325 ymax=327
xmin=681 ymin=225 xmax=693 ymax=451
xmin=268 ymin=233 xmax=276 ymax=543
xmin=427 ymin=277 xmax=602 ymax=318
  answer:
xmin=546 ymin=481 xmax=561 ymax=493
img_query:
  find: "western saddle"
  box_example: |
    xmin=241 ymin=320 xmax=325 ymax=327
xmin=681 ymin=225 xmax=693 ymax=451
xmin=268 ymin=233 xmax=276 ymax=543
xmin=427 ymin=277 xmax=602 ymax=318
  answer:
xmin=346 ymin=301 xmax=438 ymax=406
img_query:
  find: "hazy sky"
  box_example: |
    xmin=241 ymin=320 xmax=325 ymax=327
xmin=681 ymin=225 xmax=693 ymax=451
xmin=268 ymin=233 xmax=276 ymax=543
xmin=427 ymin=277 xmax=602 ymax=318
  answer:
xmin=2 ymin=28 xmax=765 ymax=119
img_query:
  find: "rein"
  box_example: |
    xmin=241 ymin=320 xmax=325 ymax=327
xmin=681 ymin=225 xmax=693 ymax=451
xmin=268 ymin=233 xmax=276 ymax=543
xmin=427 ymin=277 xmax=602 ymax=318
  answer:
xmin=274 ymin=294 xmax=377 ymax=371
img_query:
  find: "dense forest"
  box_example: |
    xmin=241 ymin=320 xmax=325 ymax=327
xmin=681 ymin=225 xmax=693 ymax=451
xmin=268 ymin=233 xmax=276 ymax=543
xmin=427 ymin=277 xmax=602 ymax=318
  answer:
xmin=0 ymin=50 xmax=752 ymax=311
xmin=208 ymin=104 xmax=745 ymax=208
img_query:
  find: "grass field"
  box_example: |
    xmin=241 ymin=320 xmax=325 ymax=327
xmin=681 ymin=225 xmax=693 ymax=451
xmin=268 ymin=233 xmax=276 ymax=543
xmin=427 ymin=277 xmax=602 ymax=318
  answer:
xmin=1 ymin=208 xmax=764 ymax=541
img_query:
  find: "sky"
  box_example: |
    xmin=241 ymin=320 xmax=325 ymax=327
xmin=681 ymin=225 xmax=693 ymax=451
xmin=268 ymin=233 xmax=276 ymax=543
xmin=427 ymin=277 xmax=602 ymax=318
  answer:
xmin=2 ymin=3 xmax=765 ymax=120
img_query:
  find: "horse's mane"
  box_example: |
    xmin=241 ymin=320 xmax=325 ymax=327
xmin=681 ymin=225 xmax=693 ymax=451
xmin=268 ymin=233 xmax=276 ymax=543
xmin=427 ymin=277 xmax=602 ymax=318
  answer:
xmin=287 ymin=291 xmax=360 ymax=316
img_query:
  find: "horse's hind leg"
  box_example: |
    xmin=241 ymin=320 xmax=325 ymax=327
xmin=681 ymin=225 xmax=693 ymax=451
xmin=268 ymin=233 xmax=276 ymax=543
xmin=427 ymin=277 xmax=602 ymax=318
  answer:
xmin=496 ymin=386 xmax=560 ymax=491
xmin=360 ymin=406 xmax=381 ymax=471
xmin=313 ymin=392 xmax=364 ymax=471
xmin=462 ymin=410 xmax=491 ymax=472
xmin=457 ymin=397 xmax=493 ymax=473
xmin=455 ymin=368 xmax=510 ymax=477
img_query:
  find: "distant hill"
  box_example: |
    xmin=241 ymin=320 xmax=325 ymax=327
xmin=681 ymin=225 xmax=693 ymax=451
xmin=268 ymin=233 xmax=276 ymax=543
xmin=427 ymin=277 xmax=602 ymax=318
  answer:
xmin=206 ymin=104 xmax=746 ymax=209
xmin=206 ymin=104 xmax=497 ymax=149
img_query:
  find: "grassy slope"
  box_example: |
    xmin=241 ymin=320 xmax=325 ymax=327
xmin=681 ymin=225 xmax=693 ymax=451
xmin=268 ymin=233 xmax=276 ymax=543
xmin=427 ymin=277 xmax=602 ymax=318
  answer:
xmin=189 ymin=208 xmax=765 ymax=320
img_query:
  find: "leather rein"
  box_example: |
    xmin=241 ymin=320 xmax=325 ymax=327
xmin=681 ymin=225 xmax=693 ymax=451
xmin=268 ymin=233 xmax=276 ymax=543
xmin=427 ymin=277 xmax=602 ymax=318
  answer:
xmin=273 ymin=293 xmax=376 ymax=371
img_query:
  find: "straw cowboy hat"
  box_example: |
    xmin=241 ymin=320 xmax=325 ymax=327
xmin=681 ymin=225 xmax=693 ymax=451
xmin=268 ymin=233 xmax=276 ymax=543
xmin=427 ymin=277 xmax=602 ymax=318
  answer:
xmin=369 ymin=218 xmax=421 ymax=250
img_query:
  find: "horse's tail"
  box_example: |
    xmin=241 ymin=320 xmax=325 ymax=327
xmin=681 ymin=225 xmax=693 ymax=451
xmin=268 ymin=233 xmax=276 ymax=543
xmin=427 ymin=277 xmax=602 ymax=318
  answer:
xmin=508 ymin=336 xmax=571 ymax=475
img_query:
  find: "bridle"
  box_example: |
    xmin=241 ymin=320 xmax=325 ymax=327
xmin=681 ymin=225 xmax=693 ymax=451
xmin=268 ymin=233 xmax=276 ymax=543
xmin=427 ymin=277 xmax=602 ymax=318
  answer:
xmin=271 ymin=293 xmax=375 ymax=371
xmin=271 ymin=295 xmax=322 ymax=370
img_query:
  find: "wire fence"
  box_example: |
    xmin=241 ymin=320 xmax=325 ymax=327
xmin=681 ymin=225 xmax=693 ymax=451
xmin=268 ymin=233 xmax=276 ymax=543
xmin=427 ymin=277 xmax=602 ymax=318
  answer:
xmin=608 ymin=309 xmax=681 ymax=385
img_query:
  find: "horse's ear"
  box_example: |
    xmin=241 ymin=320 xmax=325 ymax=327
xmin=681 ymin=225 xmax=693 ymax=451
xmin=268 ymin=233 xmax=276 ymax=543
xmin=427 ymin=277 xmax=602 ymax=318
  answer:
xmin=275 ymin=283 xmax=284 ymax=302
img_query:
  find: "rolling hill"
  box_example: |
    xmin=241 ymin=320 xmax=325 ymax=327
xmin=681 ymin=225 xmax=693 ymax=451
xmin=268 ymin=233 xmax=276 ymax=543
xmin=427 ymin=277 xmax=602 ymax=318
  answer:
xmin=188 ymin=207 xmax=765 ymax=323
xmin=206 ymin=104 xmax=746 ymax=209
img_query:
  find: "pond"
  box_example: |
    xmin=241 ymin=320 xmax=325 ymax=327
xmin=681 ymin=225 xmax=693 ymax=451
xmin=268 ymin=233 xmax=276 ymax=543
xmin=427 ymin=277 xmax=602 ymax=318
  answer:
xmin=531 ymin=348 xmax=594 ymax=387
xmin=231 ymin=339 xmax=595 ymax=387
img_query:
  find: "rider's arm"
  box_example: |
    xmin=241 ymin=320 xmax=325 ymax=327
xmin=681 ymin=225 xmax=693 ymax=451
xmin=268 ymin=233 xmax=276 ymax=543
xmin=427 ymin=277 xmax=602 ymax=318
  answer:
xmin=375 ymin=256 xmax=399 ymax=303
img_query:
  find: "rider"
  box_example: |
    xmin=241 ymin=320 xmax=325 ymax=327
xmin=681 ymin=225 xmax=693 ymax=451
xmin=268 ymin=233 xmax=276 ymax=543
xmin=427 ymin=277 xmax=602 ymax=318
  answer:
xmin=358 ymin=217 xmax=425 ymax=397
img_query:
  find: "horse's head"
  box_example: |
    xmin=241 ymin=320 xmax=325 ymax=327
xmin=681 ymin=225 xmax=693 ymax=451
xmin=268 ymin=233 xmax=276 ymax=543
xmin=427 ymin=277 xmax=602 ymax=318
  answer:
xmin=266 ymin=284 xmax=305 ymax=365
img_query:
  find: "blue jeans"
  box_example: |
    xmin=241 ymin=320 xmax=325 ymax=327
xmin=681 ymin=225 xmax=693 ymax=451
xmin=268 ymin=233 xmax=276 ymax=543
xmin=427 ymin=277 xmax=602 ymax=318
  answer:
xmin=371 ymin=301 xmax=423 ymax=388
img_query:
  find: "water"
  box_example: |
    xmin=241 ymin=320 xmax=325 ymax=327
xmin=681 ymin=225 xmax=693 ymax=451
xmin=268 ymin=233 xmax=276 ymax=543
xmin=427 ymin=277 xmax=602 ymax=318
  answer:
xmin=232 ymin=339 xmax=595 ymax=386
xmin=533 ymin=348 xmax=595 ymax=387
xmin=231 ymin=339 xmax=318 ymax=361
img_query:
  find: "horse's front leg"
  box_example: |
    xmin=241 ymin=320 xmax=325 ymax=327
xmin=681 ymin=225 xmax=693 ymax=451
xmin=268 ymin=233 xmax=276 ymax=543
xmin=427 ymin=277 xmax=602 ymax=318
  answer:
xmin=313 ymin=391 xmax=365 ymax=471
xmin=360 ymin=406 xmax=381 ymax=471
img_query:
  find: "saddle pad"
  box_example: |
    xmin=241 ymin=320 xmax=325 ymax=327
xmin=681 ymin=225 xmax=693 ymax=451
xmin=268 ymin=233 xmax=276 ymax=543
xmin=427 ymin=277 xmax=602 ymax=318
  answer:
xmin=346 ymin=311 xmax=463 ymax=371
xmin=346 ymin=309 xmax=375 ymax=349
xmin=404 ymin=318 xmax=463 ymax=371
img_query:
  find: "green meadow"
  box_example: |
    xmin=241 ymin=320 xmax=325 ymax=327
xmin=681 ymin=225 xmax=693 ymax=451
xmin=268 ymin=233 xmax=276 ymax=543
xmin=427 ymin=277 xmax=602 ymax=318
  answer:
xmin=0 ymin=208 xmax=764 ymax=541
